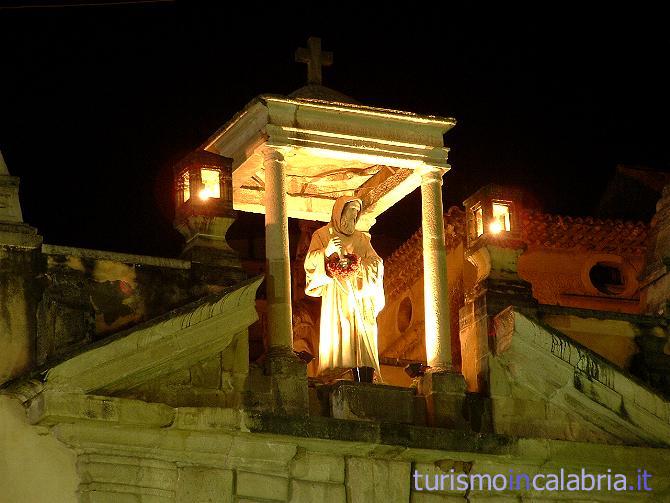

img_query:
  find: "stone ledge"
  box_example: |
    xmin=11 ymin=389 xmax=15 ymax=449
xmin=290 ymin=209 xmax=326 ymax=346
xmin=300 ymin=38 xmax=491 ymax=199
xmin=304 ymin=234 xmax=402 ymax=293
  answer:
xmin=41 ymin=243 xmax=191 ymax=269
xmin=245 ymin=413 xmax=514 ymax=456
xmin=328 ymin=381 xmax=415 ymax=424
xmin=27 ymin=390 xmax=175 ymax=427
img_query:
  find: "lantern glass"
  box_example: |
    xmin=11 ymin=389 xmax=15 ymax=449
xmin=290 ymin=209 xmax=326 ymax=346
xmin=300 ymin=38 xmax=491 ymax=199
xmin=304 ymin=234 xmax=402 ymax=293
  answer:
xmin=181 ymin=172 xmax=190 ymax=202
xmin=473 ymin=206 xmax=484 ymax=238
xmin=199 ymin=168 xmax=221 ymax=199
xmin=492 ymin=202 xmax=511 ymax=232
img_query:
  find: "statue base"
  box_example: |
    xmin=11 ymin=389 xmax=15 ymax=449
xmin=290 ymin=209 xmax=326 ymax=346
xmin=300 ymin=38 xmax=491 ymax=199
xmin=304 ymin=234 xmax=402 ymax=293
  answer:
xmin=328 ymin=381 xmax=415 ymax=424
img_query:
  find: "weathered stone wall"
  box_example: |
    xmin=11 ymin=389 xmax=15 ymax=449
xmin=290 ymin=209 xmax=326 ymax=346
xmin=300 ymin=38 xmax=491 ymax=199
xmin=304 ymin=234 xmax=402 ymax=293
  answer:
xmin=1 ymin=243 xmax=249 ymax=384
xmin=489 ymin=309 xmax=670 ymax=447
xmin=5 ymin=394 xmax=669 ymax=502
xmin=0 ymin=247 xmax=40 ymax=383
xmin=539 ymin=312 xmax=644 ymax=369
xmin=26 ymin=246 xmax=244 ymax=370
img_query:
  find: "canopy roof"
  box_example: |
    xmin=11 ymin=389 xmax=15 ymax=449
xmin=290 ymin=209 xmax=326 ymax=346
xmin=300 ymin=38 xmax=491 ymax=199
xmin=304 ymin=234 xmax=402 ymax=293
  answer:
xmin=202 ymin=93 xmax=456 ymax=228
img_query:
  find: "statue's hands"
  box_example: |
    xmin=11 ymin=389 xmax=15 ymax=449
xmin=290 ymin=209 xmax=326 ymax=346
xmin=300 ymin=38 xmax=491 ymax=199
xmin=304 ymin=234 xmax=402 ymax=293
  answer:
xmin=325 ymin=236 xmax=342 ymax=257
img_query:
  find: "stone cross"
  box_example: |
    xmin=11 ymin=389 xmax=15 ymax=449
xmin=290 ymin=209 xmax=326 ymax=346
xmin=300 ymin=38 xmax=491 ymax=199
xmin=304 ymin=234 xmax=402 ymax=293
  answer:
xmin=295 ymin=37 xmax=333 ymax=85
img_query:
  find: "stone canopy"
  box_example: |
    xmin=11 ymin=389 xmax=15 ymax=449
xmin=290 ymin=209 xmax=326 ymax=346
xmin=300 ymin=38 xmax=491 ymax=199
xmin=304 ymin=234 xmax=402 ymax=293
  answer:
xmin=202 ymin=92 xmax=455 ymax=228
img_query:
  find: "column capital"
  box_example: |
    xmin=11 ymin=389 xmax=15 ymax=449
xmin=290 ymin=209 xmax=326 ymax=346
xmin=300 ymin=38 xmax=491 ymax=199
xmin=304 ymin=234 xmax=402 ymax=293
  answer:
xmin=260 ymin=145 xmax=289 ymax=165
xmin=417 ymin=165 xmax=447 ymax=181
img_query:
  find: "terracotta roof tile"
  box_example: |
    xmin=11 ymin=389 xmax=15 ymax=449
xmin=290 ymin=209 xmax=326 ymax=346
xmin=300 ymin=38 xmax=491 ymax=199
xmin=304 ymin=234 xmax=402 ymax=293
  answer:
xmin=384 ymin=206 xmax=465 ymax=302
xmin=521 ymin=209 xmax=648 ymax=255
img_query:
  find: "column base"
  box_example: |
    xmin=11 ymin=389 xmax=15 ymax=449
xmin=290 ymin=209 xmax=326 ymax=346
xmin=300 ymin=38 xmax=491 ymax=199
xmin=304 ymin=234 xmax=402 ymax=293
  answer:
xmin=244 ymin=347 xmax=308 ymax=417
xmin=417 ymin=370 xmax=469 ymax=430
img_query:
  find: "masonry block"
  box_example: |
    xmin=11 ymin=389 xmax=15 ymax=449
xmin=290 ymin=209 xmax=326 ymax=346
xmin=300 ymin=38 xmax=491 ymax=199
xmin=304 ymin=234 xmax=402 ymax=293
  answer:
xmin=236 ymin=471 xmax=288 ymax=501
xmin=175 ymin=466 xmax=233 ymax=503
xmin=345 ymin=457 xmax=410 ymax=503
xmin=418 ymin=371 xmax=468 ymax=429
xmin=330 ymin=381 xmax=415 ymax=423
xmin=289 ymin=479 xmax=345 ymax=503
xmin=290 ymin=450 xmax=345 ymax=483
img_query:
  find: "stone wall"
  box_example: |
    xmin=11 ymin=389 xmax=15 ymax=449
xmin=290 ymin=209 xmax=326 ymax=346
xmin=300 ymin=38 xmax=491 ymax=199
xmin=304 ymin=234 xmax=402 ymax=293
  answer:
xmin=1 ymin=244 xmax=247 ymax=383
xmin=489 ymin=309 xmax=670 ymax=447
xmin=0 ymin=247 xmax=40 ymax=383
xmin=518 ymin=248 xmax=644 ymax=314
xmin=4 ymin=392 xmax=669 ymax=502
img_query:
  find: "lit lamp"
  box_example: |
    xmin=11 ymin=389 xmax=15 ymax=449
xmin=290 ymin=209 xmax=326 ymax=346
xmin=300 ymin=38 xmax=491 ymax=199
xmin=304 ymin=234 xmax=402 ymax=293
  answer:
xmin=463 ymin=185 xmax=521 ymax=249
xmin=173 ymin=151 xmax=240 ymax=268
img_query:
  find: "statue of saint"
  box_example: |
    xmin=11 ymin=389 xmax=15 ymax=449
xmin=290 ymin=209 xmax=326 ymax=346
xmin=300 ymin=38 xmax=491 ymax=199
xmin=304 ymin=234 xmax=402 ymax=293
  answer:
xmin=304 ymin=196 xmax=385 ymax=381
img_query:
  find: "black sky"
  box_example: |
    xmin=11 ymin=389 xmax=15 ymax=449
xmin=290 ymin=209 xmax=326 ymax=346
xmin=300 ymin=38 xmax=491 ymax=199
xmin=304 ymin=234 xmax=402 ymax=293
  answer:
xmin=1 ymin=4 xmax=669 ymax=257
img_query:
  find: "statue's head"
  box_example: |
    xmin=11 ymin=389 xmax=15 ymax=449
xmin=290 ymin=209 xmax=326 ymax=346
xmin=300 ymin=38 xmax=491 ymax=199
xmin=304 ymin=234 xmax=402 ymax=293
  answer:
xmin=340 ymin=200 xmax=361 ymax=235
xmin=331 ymin=196 xmax=362 ymax=236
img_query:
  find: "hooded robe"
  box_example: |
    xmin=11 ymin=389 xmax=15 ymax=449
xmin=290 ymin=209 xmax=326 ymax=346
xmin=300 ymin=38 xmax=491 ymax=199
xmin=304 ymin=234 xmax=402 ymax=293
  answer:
xmin=304 ymin=195 xmax=385 ymax=377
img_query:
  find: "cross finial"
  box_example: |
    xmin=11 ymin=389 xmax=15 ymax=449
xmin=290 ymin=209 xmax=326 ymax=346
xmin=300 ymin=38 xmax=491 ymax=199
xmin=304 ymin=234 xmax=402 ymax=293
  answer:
xmin=295 ymin=37 xmax=333 ymax=86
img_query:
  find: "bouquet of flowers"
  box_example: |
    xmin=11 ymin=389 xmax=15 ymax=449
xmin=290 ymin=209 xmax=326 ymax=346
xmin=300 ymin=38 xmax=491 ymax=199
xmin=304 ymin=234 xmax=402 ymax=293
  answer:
xmin=326 ymin=253 xmax=361 ymax=280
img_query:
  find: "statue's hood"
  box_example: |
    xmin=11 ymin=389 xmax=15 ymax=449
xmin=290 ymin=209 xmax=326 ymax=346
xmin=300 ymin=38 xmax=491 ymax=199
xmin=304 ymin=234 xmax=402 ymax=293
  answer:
xmin=330 ymin=195 xmax=362 ymax=235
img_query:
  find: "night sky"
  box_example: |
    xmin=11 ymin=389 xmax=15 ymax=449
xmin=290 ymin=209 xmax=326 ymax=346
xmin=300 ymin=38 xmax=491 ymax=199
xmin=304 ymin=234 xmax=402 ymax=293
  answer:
xmin=1 ymin=4 xmax=668 ymax=258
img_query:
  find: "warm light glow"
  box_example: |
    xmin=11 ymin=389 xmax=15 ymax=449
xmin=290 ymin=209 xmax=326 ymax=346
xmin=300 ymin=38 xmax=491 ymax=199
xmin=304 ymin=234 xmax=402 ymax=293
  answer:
xmin=489 ymin=220 xmax=503 ymax=234
xmin=492 ymin=202 xmax=511 ymax=232
xmin=303 ymin=146 xmax=432 ymax=170
xmin=181 ymin=172 xmax=190 ymax=202
xmin=199 ymin=168 xmax=221 ymax=200
xmin=474 ymin=206 xmax=484 ymax=237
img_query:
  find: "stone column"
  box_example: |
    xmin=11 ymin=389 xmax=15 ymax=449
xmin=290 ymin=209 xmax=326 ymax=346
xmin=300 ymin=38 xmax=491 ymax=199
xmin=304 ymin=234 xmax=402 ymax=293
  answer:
xmin=257 ymin=146 xmax=308 ymax=416
xmin=417 ymin=166 xmax=468 ymax=429
xmin=420 ymin=167 xmax=451 ymax=370
xmin=262 ymin=147 xmax=293 ymax=350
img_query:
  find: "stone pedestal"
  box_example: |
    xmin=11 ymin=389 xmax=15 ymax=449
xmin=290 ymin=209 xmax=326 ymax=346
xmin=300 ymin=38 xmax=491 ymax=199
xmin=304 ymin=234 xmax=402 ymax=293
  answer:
xmin=176 ymin=214 xmax=241 ymax=269
xmin=173 ymin=150 xmax=241 ymax=270
xmin=245 ymin=347 xmax=308 ymax=417
xmin=417 ymin=371 xmax=468 ymax=429
xmin=329 ymin=381 xmax=415 ymax=424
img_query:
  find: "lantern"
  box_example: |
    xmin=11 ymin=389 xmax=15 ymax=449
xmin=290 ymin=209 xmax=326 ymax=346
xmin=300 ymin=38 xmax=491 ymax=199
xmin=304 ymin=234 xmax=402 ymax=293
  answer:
xmin=174 ymin=151 xmax=233 ymax=215
xmin=173 ymin=150 xmax=238 ymax=267
xmin=463 ymin=185 xmax=522 ymax=248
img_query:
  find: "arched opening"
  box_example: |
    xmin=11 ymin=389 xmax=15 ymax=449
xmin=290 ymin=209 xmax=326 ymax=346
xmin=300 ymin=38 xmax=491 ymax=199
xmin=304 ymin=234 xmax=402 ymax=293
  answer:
xmin=589 ymin=263 xmax=626 ymax=295
xmin=397 ymin=296 xmax=413 ymax=333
